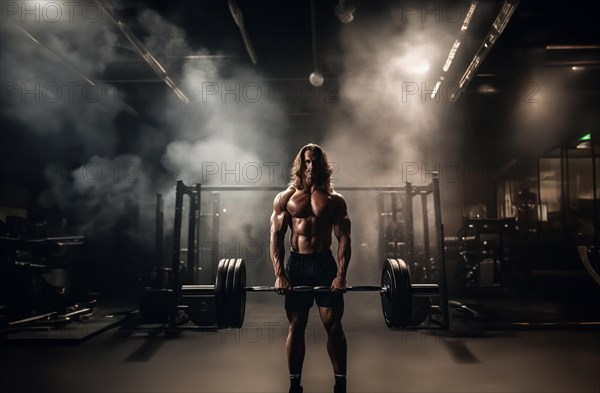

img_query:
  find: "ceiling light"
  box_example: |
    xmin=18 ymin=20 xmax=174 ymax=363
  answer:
xmin=440 ymin=0 xmax=477 ymax=75
xmin=492 ymin=1 xmax=517 ymax=35
xmin=461 ymin=1 xmax=478 ymax=31
xmin=546 ymin=45 xmax=600 ymax=50
xmin=309 ymin=72 xmax=325 ymax=87
xmin=459 ymin=55 xmax=481 ymax=88
xmin=477 ymin=84 xmax=497 ymax=94
xmin=335 ymin=0 xmax=356 ymax=23
xmin=455 ymin=0 xmax=519 ymax=96
xmin=442 ymin=40 xmax=461 ymax=72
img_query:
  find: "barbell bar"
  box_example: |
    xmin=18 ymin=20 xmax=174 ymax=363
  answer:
xmin=179 ymin=258 xmax=440 ymax=329
xmin=246 ymin=285 xmax=384 ymax=292
xmin=245 ymin=284 xmax=438 ymax=295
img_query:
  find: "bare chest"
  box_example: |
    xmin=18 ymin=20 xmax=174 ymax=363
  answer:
xmin=286 ymin=191 xmax=334 ymax=218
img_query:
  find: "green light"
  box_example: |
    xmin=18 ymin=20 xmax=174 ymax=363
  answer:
xmin=580 ymin=133 xmax=591 ymax=141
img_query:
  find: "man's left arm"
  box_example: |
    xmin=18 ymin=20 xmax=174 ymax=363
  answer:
xmin=332 ymin=194 xmax=351 ymax=290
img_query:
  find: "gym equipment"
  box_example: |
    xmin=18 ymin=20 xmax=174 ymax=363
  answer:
xmin=0 ymin=235 xmax=86 ymax=320
xmin=143 ymin=174 xmax=449 ymax=330
xmin=7 ymin=299 xmax=97 ymax=329
xmin=140 ymin=257 xmax=440 ymax=328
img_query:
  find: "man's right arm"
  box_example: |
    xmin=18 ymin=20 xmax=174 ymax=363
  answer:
xmin=270 ymin=190 xmax=291 ymax=285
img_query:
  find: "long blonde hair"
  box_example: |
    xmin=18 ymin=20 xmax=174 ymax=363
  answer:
xmin=289 ymin=143 xmax=334 ymax=193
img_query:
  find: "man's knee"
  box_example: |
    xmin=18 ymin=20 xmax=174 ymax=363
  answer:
xmin=288 ymin=317 xmax=308 ymax=337
xmin=288 ymin=326 xmax=306 ymax=342
xmin=324 ymin=321 xmax=345 ymax=337
xmin=289 ymin=320 xmax=305 ymax=330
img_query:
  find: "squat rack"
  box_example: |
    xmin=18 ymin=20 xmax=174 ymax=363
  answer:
xmin=155 ymin=172 xmax=449 ymax=329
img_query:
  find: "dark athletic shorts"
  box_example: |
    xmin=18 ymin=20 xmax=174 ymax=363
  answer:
xmin=285 ymin=249 xmax=344 ymax=310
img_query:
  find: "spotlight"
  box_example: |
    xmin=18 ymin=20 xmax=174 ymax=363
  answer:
xmin=309 ymin=71 xmax=324 ymax=87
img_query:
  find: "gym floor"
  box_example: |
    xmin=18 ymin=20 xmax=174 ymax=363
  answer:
xmin=1 ymin=293 xmax=599 ymax=393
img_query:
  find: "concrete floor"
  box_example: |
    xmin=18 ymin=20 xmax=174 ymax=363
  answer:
xmin=1 ymin=295 xmax=599 ymax=393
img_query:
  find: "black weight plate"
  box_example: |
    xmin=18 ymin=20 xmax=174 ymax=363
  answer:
xmin=381 ymin=260 xmax=396 ymax=327
xmin=381 ymin=259 xmax=413 ymax=328
xmin=223 ymin=258 xmax=237 ymax=328
xmin=239 ymin=259 xmax=246 ymax=327
xmin=393 ymin=259 xmax=413 ymax=327
xmin=236 ymin=259 xmax=247 ymax=328
xmin=214 ymin=259 xmax=226 ymax=328
xmin=220 ymin=258 xmax=233 ymax=329
xmin=229 ymin=259 xmax=239 ymax=328
xmin=230 ymin=259 xmax=246 ymax=328
xmin=215 ymin=259 xmax=229 ymax=328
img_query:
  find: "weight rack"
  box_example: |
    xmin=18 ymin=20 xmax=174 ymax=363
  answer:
xmin=147 ymin=173 xmax=450 ymax=330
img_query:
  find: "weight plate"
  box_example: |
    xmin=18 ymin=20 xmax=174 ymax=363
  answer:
xmin=381 ymin=259 xmax=412 ymax=328
xmin=393 ymin=259 xmax=413 ymax=327
xmin=229 ymin=259 xmax=239 ymax=328
xmin=224 ymin=258 xmax=237 ymax=328
xmin=230 ymin=259 xmax=246 ymax=328
xmin=238 ymin=259 xmax=247 ymax=328
xmin=215 ymin=259 xmax=229 ymax=328
xmin=381 ymin=260 xmax=396 ymax=327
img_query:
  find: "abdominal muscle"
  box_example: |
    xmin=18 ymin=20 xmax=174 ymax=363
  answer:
xmin=289 ymin=216 xmax=333 ymax=254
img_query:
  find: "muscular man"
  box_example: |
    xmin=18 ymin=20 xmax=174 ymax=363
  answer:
xmin=270 ymin=143 xmax=351 ymax=393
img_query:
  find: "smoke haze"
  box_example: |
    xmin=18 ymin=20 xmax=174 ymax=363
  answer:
xmin=1 ymin=1 xmax=469 ymax=285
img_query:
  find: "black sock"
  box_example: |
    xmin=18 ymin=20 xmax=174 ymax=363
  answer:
xmin=334 ymin=374 xmax=346 ymax=393
xmin=290 ymin=374 xmax=302 ymax=392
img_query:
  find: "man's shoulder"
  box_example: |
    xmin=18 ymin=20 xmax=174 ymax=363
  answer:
xmin=330 ymin=190 xmax=346 ymax=202
xmin=273 ymin=187 xmax=296 ymax=211
xmin=280 ymin=186 xmax=296 ymax=198
xmin=330 ymin=191 xmax=348 ymax=212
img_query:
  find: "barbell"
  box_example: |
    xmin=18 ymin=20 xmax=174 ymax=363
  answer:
xmin=177 ymin=258 xmax=440 ymax=329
